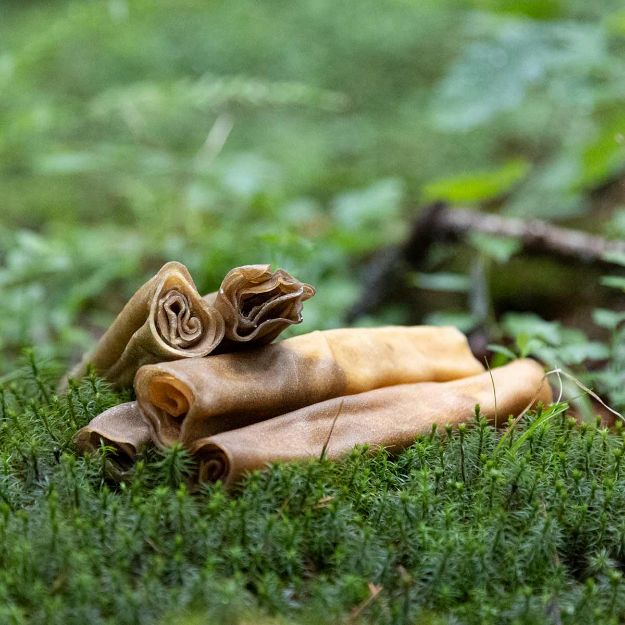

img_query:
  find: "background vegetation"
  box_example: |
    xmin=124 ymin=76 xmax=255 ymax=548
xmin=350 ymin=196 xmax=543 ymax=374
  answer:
xmin=2 ymin=0 xmax=625 ymax=622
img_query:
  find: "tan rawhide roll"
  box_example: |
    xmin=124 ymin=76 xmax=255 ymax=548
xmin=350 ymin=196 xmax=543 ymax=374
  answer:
xmin=191 ymin=359 xmax=552 ymax=487
xmin=135 ymin=326 xmax=485 ymax=447
xmin=73 ymin=401 xmax=151 ymax=469
xmin=203 ymin=264 xmax=315 ymax=346
xmin=66 ymin=262 xmax=225 ymax=388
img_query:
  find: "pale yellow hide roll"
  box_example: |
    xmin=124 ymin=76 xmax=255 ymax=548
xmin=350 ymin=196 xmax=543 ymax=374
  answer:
xmin=204 ymin=264 xmax=315 ymax=346
xmin=191 ymin=359 xmax=552 ymax=487
xmin=135 ymin=326 xmax=485 ymax=447
xmin=65 ymin=262 xmax=224 ymax=388
xmin=73 ymin=401 xmax=152 ymax=473
xmin=63 ymin=263 xmax=315 ymax=390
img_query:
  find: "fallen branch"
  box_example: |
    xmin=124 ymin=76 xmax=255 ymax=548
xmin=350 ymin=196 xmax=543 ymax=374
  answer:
xmin=435 ymin=206 xmax=625 ymax=265
xmin=346 ymin=203 xmax=625 ymax=322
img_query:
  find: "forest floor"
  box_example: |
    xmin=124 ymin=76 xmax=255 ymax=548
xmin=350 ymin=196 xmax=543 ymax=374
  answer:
xmin=2 ymin=358 xmax=625 ymax=625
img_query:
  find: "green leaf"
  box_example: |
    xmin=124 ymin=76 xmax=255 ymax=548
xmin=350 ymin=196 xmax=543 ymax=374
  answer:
xmin=501 ymin=313 xmax=563 ymax=346
xmin=602 ymin=251 xmax=625 ymax=267
xmin=472 ymin=0 xmax=564 ymax=20
xmin=580 ymin=113 xmax=625 ymax=188
xmin=516 ymin=335 xmax=546 ymax=359
xmin=606 ymin=9 xmax=625 ymax=36
xmin=558 ymin=341 xmax=610 ymax=365
xmin=422 ymin=159 xmax=529 ymax=203
xmin=601 ymin=275 xmax=625 ymax=291
xmin=469 ymin=233 xmax=522 ymax=263
xmin=592 ymin=308 xmax=625 ymax=330
xmin=487 ymin=343 xmax=517 ymax=361
xmin=411 ymin=272 xmax=471 ymax=293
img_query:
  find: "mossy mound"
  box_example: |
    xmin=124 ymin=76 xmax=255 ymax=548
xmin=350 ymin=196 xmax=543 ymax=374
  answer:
xmin=2 ymin=357 xmax=625 ymax=624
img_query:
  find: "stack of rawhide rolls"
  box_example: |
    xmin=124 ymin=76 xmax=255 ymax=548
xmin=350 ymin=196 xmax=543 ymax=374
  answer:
xmin=70 ymin=261 xmax=553 ymax=487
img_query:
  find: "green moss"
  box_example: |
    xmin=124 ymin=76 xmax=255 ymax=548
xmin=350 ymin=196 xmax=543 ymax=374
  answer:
xmin=1 ymin=355 xmax=625 ymax=624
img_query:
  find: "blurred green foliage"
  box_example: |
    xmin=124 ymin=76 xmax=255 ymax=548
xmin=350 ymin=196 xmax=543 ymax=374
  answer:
xmin=2 ymin=0 xmax=625 ymax=369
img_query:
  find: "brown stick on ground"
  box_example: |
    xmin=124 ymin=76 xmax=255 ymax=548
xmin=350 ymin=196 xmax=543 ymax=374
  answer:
xmin=347 ymin=203 xmax=625 ymax=322
xmin=436 ymin=208 xmax=625 ymax=264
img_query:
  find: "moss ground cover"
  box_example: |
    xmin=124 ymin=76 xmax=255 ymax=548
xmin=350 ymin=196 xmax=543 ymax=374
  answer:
xmin=1 ymin=355 xmax=625 ymax=624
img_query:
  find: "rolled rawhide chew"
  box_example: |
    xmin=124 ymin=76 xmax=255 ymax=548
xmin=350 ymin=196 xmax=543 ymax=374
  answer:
xmin=191 ymin=359 xmax=552 ymax=487
xmin=135 ymin=326 xmax=485 ymax=447
xmin=203 ymin=264 xmax=315 ymax=347
xmin=73 ymin=401 xmax=152 ymax=473
xmin=65 ymin=262 xmax=225 ymax=388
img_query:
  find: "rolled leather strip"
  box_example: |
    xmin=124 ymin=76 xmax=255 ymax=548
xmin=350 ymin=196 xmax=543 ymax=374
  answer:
xmin=65 ymin=262 xmax=225 ymax=388
xmin=204 ymin=264 xmax=315 ymax=346
xmin=73 ymin=401 xmax=151 ymax=471
xmin=135 ymin=326 xmax=485 ymax=447
xmin=191 ymin=359 xmax=552 ymax=487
